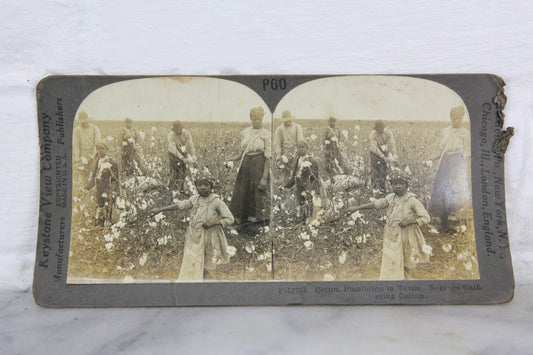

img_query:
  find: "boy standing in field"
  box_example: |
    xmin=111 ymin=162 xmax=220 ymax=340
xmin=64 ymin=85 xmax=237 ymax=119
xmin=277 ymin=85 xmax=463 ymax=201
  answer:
xmin=151 ymin=174 xmax=234 ymax=281
xmin=346 ymin=169 xmax=431 ymax=280
xmin=285 ymin=140 xmax=321 ymax=222
xmin=84 ymin=141 xmax=119 ymax=227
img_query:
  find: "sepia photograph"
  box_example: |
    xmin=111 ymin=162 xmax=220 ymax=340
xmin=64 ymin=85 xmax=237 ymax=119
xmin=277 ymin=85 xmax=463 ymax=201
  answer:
xmin=271 ymin=76 xmax=477 ymax=281
xmin=67 ymin=76 xmax=274 ymax=283
xmin=67 ymin=75 xmax=478 ymax=285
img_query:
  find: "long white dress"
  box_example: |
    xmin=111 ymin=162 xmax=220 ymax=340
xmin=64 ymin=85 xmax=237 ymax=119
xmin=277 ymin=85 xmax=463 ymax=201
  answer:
xmin=173 ymin=194 xmax=234 ymax=281
xmin=373 ymin=192 xmax=431 ymax=280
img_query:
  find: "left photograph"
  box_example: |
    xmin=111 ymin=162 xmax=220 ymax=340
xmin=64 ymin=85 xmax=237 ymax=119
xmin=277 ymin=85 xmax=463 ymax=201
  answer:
xmin=67 ymin=77 xmax=273 ymax=283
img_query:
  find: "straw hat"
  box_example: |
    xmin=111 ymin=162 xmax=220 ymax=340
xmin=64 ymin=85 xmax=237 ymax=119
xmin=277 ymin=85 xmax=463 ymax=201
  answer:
xmin=250 ymin=106 xmax=265 ymax=119
xmin=281 ymin=110 xmax=295 ymax=122
xmin=450 ymin=106 xmax=465 ymax=120
xmin=78 ymin=111 xmax=90 ymax=123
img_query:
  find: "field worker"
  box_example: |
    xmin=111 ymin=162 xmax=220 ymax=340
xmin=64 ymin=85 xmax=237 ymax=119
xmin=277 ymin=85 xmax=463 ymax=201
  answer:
xmin=346 ymin=168 xmax=431 ymax=280
xmin=84 ymin=140 xmax=119 ymax=227
xmin=229 ymin=106 xmax=271 ymax=226
xmin=151 ymin=173 xmax=234 ymax=281
xmin=430 ymin=106 xmax=471 ymax=231
xmin=274 ymin=110 xmax=304 ymax=183
xmin=120 ymin=117 xmax=140 ymax=177
xmin=324 ymin=116 xmax=350 ymax=178
xmin=73 ymin=111 xmax=102 ymax=184
xmin=369 ymin=119 xmax=397 ymax=193
xmin=167 ymin=120 xmax=197 ymax=192
xmin=285 ymin=140 xmax=320 ymax=221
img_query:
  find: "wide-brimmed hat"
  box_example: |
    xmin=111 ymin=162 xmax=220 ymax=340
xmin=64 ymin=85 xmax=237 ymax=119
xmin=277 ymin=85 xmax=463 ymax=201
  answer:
xmin=374 ymin=119 xmax=385 ymax=130
xmin=281 ymin=110 xmax=295 ymax=122
xmin=78 ymin=111 xmax=91 ymax=123
xmin=250 ymin=106 xmax=265 ymax=119
xmin=450 ymin=106 xmax=465 ymax=120
xmin=328 ymin=116 xmax=337 ymax=123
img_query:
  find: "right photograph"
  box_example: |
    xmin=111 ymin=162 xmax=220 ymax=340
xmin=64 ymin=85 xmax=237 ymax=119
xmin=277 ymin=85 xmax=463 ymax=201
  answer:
xmin=270 ymin=75 xmax=478 ymax=281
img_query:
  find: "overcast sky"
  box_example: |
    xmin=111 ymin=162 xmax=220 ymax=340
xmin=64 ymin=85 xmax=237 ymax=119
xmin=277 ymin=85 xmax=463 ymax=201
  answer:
xmin=76 ymin=76 xmax=468 ymax=123
xmin=76 ymin=76 xmax=269 ymax=122
xmin=273 ymin=75 xmax=469 ymax=122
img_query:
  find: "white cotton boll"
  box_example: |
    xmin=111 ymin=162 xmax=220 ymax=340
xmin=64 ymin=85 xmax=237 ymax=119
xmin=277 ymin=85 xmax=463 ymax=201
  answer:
xmin=122 ymin=141 xmax=128 ymax=146
xmin=430 ymin=228 xmax=439 ymax=234
xmin=226 ymin=245 xmax=237 ymax=257
xmin=105 ymin=242 xmax=114 ymax=251
xmin=281 ymin=155 xmax=289 ymax=163
xmin=157 ymin=236 xmax=168 ymax=246
xmin=342 ymin=130 xmax=349 ymax=139
xmin=354 ymin=125 xmax=360 ymax=131
xmin=151 ymin=126 xmax=157 ymax=132
xmin=310 ymin=134 xmax=317 ymax=140
xmin=116 ymin=197 xmax=126 ymax=209
xmin=299 ymin=232 xmax=310 ymax=240
xmin=464 ymin=260 xmax=473 ymax=271
xmin=461 ymin=225 xmax=468 ymax=233
xmin=381 ymin=145 xmax=388 ymax=152
xmin=149 ymin=222 xmax=157 ymax=228
xmin=442 ymin=243 xmax=453 ymax=253
xmin=350 ymin=211 xmax=362 ymax=220
xmin=180 ymin=145 xmax=187 ymax=153
xmin=304 ymin=241 xmax=313 ymax=250
xmin=154 ymin=212 xmax=165 ymax=222
xmin=331 ymin=136 xmax=338 ymax=142
xmin=325 ymin=140 xmax=330 ymax=145
xmin=404 ymin=166 xmax=411 ymax=174
xmin=246 ymin=266 xmax=255 ymax=273
xmin=309 ymin=219 xmax=320 ymax=227
xmin=139 ymin=131 xmax=145 ymax=140
xmin=245 ymin=244 xmax=255 ymax=254
xmin=139 ymin=253 xmax=147 ymax=266
xmin=356 ymin=236 xmax=363 ymax=244
xmin=266 ymin=263 xmax=272 ymax=272
xmin=81 ymin=157 xmax=88 ymax=165
xmin=128 ymin=138 xmax=135 ymax=143
xmin=323 ymin=273 xmax=335 ymax=281
xmin=339 ymin=251 xmax=347 ymax=265
xmin=107 ymin=136 xmax=114 ymax=142
xmin=422 ymin=244 xmax=433 ymax=255
xmin=230 ymin=229 xmax=239 ymax=236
